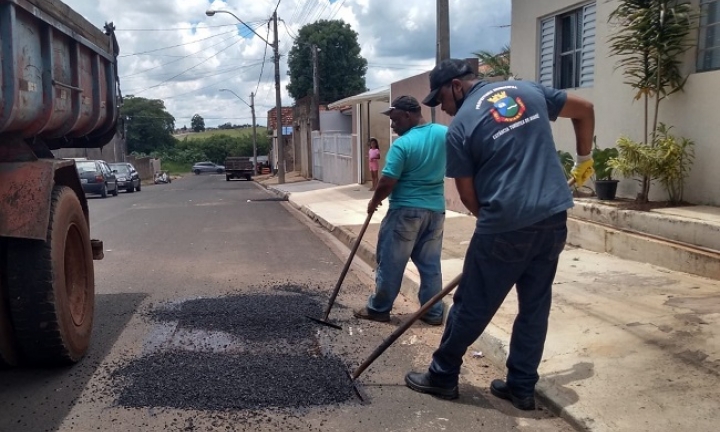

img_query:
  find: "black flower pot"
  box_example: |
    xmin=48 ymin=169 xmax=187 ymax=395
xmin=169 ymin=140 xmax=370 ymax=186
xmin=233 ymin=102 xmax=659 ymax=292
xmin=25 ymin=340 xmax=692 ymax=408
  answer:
xmin=595 ymin=180 xmax=619 ymax=200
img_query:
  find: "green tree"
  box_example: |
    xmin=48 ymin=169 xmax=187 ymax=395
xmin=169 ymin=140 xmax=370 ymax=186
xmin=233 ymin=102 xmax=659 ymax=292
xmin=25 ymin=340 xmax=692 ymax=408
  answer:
xmin=608 ymin=0 xmax=698 ymax=202
xmin=287 ymin=20 xmax=367 ymax=103
xmin=121 ymin=96 xmax=176 ymax=154
xmin=474 ymin=45 xmax=512 ymax=79
xmin=191 ymin=114 xmax=206 ymax=132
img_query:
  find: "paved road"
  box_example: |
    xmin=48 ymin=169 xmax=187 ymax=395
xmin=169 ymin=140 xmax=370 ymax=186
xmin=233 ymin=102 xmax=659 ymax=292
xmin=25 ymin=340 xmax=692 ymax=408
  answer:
xmin=0 ymin=174 xmax=575 ymax=432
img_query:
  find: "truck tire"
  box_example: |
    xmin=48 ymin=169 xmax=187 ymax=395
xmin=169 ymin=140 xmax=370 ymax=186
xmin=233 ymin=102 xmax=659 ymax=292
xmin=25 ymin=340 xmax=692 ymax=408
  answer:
xmin=5 ymin=186 xmax=95 ymax=365
xmin=226 ymin=175 xmax=231 ymax=181
xmin=0 ymin=262 xmax=20 ymax=367
xmin=245 ymin=175 xmax=252 ymax=181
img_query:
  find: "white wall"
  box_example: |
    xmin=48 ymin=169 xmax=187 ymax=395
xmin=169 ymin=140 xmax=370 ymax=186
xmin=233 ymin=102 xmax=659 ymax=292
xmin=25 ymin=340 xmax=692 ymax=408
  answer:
xmin=511 ymin=0 xmax=720 ymax=204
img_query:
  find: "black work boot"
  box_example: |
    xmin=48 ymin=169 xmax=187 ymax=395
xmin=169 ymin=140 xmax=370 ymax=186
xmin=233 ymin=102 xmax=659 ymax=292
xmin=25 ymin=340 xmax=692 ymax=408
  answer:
xmin=353 ymin=307 xmax=390 ymax=323
xmin=490 ymin=379 xmax=536 ymax=410
xmin=405 ymin=372 xmax=459 ymax=400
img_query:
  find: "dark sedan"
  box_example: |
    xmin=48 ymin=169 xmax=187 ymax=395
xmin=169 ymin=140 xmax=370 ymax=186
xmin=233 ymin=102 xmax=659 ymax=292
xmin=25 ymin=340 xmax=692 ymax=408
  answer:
xmin=109 ymin=162 xmax=142 ymax=193
xmin=75 ymin=160 xmax=118 ymax=198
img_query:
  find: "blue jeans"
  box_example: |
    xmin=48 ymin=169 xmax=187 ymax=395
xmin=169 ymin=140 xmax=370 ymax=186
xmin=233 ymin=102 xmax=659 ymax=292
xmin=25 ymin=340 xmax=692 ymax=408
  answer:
xmin=367 ymin=207 xmax=445 ymax=320
xmin=427 ymin=211 xmax=568 ymax=396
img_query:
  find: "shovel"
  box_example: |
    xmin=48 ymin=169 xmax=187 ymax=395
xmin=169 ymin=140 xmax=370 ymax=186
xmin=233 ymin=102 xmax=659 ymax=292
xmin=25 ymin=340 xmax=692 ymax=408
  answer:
xmin=307 ymin=210 xmax=375 ymax=330
xmin=349 ymin=273 xmax=463 ymax=382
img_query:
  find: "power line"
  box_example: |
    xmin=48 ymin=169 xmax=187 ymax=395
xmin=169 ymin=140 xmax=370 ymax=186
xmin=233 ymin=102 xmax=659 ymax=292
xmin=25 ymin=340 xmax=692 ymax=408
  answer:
xmin=131 ymin=37 xmax=245 ymax=96
xmin=328 ymin=0 xmax=346 ymax=20
xmin=120 ymin=33 xmax=242 ymax=78
xmin=116 ymin=22 xmax=264 ymax=32
xmin=256 ymin=21 xmax=272 ymax=95
xmin=120 ymin=29 xmax=238 ymax=58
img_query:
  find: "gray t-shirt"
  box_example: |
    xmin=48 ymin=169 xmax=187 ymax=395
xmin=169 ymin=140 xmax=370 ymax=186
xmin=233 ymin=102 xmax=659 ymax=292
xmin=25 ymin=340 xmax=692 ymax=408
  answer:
xmin=446 ymin=80 xmax=573 ymax=234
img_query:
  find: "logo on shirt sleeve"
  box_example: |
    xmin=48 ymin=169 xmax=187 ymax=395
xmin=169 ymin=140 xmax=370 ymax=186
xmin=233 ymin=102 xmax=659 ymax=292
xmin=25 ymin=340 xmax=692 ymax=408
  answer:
xmin=488 ymin=91 xmax=525 ymax=123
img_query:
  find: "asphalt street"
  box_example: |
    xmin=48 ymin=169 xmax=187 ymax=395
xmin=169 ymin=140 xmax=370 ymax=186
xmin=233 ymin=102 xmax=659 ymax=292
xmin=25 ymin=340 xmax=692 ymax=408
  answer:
xmin=0 ymin=174 xmax=575 ymax=432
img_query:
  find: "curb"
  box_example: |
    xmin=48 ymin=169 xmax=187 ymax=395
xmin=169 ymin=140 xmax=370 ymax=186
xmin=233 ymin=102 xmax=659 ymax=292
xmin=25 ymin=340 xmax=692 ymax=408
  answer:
xmin=267 ymin=183 xmax=592 ymax=432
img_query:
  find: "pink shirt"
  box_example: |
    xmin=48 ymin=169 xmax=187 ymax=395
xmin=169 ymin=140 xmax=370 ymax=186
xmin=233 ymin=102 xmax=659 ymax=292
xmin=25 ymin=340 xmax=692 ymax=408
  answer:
xmin=369 ymin=148 xmax=380 ymax=171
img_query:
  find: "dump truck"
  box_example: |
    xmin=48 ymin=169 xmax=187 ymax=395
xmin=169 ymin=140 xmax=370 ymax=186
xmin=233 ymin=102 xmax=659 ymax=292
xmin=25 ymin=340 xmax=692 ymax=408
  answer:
xmin=224 ymin=156 xmax=255 ymax=181
xmin=0 ymin=0 xmax=121 ymax=367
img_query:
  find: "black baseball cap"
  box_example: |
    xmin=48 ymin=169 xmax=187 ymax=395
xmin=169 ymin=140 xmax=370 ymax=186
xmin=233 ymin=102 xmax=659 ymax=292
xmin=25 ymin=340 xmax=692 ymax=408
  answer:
xmin=381 ymin=95 xmax=422 ymax=115
xmin=422 ymin=58 xmax=475 ymax=107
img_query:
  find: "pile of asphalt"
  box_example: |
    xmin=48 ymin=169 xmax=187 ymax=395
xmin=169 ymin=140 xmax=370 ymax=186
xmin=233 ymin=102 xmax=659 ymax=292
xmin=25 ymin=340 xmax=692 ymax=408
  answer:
xmin=111 ymin=351 xmax=356 ymax=410
xmin=109 ymin=287 xmax=359 ymax=411
xmin=147 ymin=292 xmax=324 ymax=343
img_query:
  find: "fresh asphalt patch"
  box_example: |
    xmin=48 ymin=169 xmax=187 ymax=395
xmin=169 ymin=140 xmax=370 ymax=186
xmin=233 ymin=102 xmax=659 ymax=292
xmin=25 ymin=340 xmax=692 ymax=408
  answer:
xmin=110 ymin=351 xmax=356 ymax=411
xmin=106 ymin=284 xmax=361 ymax=412
xmin=147 ymin=291 xmax=325 ymax=344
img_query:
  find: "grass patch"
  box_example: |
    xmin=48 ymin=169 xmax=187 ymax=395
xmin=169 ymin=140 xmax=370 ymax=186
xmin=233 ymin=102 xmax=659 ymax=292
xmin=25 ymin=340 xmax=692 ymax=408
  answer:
xmin=162 ymin=161 xmax=193 ymax=175
xmin=174 ymin=127 xmax=268 ymax=141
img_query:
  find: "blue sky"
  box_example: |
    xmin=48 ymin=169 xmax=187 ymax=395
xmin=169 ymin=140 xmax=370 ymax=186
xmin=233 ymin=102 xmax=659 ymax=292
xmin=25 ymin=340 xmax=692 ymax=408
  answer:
xmin=62 ymin=0 xmax=511 ymax=128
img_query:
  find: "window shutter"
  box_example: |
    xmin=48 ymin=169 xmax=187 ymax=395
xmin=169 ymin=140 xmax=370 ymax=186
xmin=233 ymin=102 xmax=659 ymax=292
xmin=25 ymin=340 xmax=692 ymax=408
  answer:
xmin=539 ymin=17 xmax=556 ymax=87
xmin=580 ymin=2 xmax=596 ymax=87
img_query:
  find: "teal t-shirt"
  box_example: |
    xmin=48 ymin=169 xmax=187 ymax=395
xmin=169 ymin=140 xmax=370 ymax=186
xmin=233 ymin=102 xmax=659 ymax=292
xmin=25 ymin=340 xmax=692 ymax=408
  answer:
xmin=382 ymin=123 xmax=447 ymax=212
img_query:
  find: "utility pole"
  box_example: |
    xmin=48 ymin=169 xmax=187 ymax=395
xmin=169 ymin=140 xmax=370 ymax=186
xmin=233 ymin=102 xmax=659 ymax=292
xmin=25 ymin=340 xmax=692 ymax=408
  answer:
xmin=250 ymin=92 xmax=257 ymax=174
xmin=311 ymin=44 xmax=320 ymax=131
xmin=272 ymin=11 xmax=285 ymax=184
xmin=437 ymin=0 xmax=450 ymax=62
xmin=433 ymin=0 xmax=450 ymax=123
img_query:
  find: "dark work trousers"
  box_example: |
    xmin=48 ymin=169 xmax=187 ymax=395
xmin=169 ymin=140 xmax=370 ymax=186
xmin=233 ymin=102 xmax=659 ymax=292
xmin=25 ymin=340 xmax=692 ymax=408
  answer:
xmin=428 ymin=211 xmax=568 ymax=397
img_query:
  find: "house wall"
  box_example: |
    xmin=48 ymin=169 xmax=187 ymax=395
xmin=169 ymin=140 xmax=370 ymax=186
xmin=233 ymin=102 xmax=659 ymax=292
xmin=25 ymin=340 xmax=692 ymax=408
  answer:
xmin=511 ymin=0 xmax=720 ymax=205
xmin=353 ymin=102 xmax=391 ymax=184
xmin=53 ymin=132 xmax=126 ymax=163
xmin=320 ymin=110 xmax=352 ymax=133
xmin=390 ymin=72 xmax=468 ymax=214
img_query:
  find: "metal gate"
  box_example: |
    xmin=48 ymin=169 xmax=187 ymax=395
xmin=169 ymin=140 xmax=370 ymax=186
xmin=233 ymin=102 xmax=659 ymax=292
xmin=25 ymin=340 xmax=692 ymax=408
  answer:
xmin=311 ymin=132 xmax=354 ymax=185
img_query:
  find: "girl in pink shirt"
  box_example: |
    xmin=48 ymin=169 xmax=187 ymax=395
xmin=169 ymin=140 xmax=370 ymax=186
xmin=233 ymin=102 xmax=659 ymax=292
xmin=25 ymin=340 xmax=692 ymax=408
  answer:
xmin=368 ymin=138 xmax=381 ymax=191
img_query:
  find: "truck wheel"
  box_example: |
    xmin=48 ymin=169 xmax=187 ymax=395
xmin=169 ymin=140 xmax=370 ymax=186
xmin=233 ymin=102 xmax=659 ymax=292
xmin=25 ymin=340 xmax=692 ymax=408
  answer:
xmin=0 ymin=260 xmax=20 ymax=367
xmin=5 ymin=186 xmax=95 ymax=365
xmin=245 ymin=175 xmax=252 ymax=181
xmin=226 ymin=176 xmax=231 ymax=181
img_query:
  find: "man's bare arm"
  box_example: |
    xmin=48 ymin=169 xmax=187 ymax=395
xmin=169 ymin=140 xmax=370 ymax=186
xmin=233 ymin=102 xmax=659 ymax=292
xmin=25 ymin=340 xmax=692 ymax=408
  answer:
xmin=368 ymin=176 xmax=398 ymax=213
xmin=454 ymin=177 xmax=479 ymax=217
xmin=558 ymin=94 xmax=594 ymax=157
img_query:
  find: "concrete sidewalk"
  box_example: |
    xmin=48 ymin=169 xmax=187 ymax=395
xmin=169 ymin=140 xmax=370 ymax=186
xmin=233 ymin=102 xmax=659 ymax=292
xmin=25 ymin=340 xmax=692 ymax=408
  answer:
xmin=263 ymin=179 xmax=720 ymax=432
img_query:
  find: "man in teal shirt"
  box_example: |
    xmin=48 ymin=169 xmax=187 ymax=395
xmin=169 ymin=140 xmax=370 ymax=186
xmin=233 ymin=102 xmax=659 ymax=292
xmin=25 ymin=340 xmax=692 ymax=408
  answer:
xmin=354 ymin=96 xmax=447 ymax=325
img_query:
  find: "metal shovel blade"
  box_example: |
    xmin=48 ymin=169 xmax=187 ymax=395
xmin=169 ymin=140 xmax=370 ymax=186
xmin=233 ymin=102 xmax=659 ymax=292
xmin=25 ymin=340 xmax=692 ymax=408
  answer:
xmin=305 ymin=314 xmax=342 ymax=330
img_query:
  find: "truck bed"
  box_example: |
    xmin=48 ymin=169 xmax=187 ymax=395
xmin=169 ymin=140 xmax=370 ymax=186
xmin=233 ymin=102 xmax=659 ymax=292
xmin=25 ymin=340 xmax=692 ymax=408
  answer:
xmin=0 ymin=0 xmax=120 ymax=149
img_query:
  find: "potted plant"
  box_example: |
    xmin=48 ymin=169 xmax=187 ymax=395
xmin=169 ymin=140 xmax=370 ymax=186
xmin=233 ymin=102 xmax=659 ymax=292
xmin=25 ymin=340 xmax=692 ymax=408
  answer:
xmin=592 ymin=144 xmax=619 ymax=200
xmin=607 ymin=0 xmax=698 ymax=202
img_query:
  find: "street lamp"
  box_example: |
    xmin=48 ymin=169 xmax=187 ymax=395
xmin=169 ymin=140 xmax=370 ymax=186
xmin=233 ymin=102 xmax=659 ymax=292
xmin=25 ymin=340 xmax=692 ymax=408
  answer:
xmin=219 ymin=88 xmax=258 ymax=175
xmin=206 ymin=8 xmax=285 ymax=184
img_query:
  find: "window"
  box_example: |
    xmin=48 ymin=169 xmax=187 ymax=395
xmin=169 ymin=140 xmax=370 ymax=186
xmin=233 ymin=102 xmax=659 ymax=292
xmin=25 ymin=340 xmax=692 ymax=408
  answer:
xmin=698 ymin=0 xmax=720 ymax=71
xmin=539 ymin=2 xmax=596 ymax=89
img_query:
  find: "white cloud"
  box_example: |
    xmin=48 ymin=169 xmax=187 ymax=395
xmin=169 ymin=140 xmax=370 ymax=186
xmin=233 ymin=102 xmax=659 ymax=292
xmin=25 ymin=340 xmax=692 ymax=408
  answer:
xmin=61 ymin=0 xmax=510 ymax=127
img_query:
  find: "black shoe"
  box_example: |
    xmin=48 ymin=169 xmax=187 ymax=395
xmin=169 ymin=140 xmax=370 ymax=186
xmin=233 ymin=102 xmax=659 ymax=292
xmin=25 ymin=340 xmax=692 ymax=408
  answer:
xmin=405 ymin=372 xmax=459 ymax=400
xmin=353 ymin=307 xmax=390 ymax=323
xmin=490 ymin=379 xmax=536 ymax=410
xmin=419 ymin=314 xmax=443 ymax=326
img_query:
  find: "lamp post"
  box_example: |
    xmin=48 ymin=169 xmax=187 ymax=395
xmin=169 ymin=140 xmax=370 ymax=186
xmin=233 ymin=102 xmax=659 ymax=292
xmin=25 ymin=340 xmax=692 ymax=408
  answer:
xmin=219 ymin=89 xmax=257 ymax=175
xmin=206 ymin=9 xmax=285 ymax=184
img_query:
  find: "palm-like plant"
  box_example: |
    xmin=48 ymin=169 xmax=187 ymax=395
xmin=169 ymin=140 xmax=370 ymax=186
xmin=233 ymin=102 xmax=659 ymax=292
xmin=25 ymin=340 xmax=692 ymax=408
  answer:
xmin=474 ymin=45 xmax=511 ymax=79
xmin=607 ymin=0 xmax=698 ymax=202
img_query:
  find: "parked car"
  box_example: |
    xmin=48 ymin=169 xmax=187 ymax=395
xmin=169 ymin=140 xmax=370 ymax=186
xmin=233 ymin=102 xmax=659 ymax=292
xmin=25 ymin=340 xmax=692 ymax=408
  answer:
xmin=75 ymin=160 xmax=118 ymax=198
xmin=109 ymin=162 xmax=141 ymax=193
xmin=192 ymin=161 xmax=225 ymax=175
